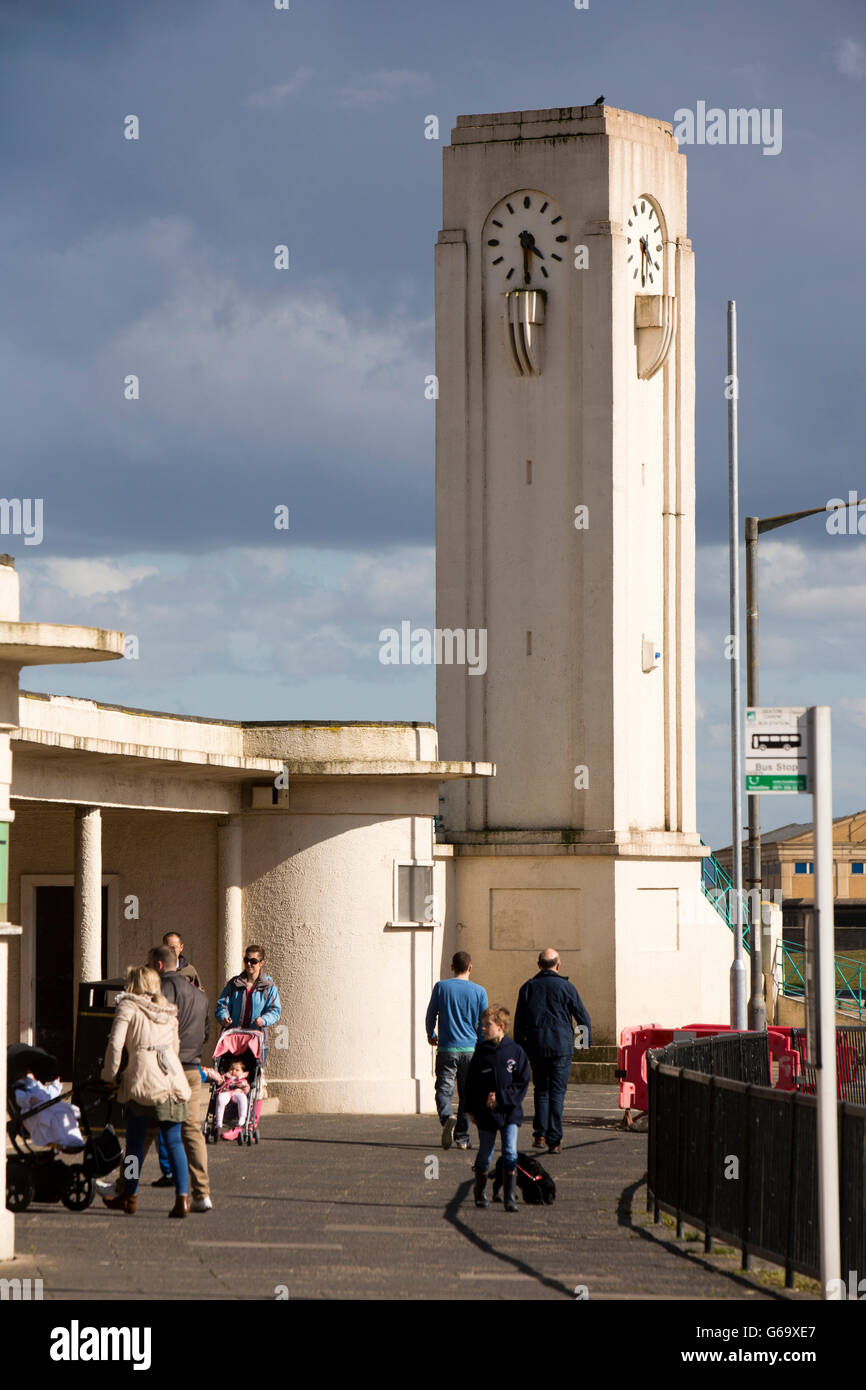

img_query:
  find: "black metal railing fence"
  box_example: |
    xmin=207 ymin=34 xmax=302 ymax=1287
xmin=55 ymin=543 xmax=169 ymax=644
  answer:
xmin=789 ymin=1026 xmax=866 ymax=1106
xmin=647 ymin=1031 xmax=866 ymax=1286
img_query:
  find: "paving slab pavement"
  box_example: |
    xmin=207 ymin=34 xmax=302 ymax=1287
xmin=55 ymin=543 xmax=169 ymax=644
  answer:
xmin=2 ymin=1086 xmax=812 ymax=1302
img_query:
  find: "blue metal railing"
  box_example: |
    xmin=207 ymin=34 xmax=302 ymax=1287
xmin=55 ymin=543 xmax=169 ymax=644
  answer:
xmin=779 ymin=943 xmax=865 ymax=1020
xmin=700 ymin=844 xmax=865 ymax=1021
xmin=700 ymin=843 xmax=752 ymax=952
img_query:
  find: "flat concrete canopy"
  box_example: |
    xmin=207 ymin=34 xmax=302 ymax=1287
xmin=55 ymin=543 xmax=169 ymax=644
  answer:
xmin=0 ymin=623 xmax=125 ymax=665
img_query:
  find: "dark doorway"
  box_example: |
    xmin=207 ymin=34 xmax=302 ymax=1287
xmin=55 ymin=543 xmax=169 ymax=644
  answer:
xmin=34 ymin=885 xmax=109 ymax=1077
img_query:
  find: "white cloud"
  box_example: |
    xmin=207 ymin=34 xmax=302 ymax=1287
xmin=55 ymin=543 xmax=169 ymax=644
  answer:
xmin=338 ymin=69 xmax=430 ymax=109
xmin=834 ymin=38 xmax=866 ymax=78
xmin=695 ymin=533 xmax=866 ymax=845
xmin=33 ymin=558 xmax=158 ymax=599
xmin=17 ymin=543 xmax=435 ymax=701
xmin=757 ymin=538 xmax=812 ymax=593
xmin=246 ymin=70 xmax=314 ymax=108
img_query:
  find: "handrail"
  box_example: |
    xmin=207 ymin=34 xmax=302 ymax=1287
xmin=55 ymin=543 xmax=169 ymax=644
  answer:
xmin=699 ymin=842 xmax=751 ymax=950
xmin=779 ymin=942 xmax=865 ymax=1021
xmin=700 ymin=843 xmax=865 ymax=1021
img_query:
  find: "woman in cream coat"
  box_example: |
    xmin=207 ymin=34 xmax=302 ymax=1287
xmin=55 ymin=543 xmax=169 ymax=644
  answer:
xmin=101 ymin=965 xmax=191 ymax=1217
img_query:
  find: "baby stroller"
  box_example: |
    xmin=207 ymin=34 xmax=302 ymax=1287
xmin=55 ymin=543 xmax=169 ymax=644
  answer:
xmin=203 ymin=1027 xmax=264 ymax=1146
xmin=6 ymin=1043 xmax=123 ymax=1213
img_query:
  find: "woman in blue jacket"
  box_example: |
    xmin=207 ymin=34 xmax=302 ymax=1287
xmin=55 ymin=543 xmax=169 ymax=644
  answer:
xmin=215 ymin=945 xmax=282 ymax=1040
xmin=465 ymin=1006 xmax=531 ymax=1213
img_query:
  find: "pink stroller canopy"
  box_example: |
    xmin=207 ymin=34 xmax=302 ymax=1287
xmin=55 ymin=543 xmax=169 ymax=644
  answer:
xmin=213 ymin=1029 xmax=264 ymax=1061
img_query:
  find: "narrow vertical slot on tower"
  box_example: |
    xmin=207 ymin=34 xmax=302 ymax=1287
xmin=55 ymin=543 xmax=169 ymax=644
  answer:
xmin=526 ymin=459 xmax=532 ymax=484
xmin=526 ymin=631 xmax=533 ymax=656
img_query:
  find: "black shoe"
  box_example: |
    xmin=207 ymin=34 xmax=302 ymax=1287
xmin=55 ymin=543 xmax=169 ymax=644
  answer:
xmin=455 ymin=1139 xmax=473 ymax=1150
xmin=473 ymin=1171 xmax=490 ymax=1208
xmin=503 ymin=1171 xmax=518 ymax=1213
xmin=151 ymin=1175 xmax=174 ymax=1188
xmin=441 ymin=1116 xmax=457 ymax=1149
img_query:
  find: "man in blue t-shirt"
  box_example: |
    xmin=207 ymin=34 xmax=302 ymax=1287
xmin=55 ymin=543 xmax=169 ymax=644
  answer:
xmin=425 ymin=951 xmax=488 ymax=1150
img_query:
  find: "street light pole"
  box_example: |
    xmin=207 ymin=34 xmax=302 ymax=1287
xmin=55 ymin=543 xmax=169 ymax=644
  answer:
xmin=727 ymin=302 xmax=747 ymax=1029
xmin=744 ymin=516 xmax=766 ymax=1030
xmin=743 ymin=496 xmax=865 ymax=1031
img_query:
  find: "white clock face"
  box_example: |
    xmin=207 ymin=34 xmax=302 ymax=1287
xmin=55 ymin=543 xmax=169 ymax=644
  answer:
xmin=626 ymin=197 xmax=663 ymax=291
xmin=485 ymin=191 xmax=569 ymax=288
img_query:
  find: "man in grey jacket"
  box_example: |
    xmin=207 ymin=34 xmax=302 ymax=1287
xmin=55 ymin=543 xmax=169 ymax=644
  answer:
xmin=149 ymin=945 xmax=212 ymax=1212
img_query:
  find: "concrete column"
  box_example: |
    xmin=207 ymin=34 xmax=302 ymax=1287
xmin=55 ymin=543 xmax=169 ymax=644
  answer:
xmin=218 ymin=815 xmax=243 ymax=983
xmin=0 ymin=926 xmax=22 ymax=1259
xmin=73 ymin=806 xmax=102 ymax=987
xmin=762 ymin=898 xmax=782 ymax=1023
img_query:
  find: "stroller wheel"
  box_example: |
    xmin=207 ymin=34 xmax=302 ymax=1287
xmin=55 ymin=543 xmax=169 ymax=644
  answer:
xmin=6 ymin=1162 xmax=35 ymax=1213
xmin=236 ymin=1134 xmax=243 ymax=1146
xmin=253 ymin=1132 xmax=258 ymax=1144
xmin=61 ymin=1168 xmax=94 ymax=1212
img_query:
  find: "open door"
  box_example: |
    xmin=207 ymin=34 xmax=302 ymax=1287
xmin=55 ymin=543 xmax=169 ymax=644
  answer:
xmin=34 ymin=885 xmax=108 ymax=1077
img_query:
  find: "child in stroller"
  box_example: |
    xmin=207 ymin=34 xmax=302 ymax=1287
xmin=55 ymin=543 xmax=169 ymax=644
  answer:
xmin=6 ymin=1043 xmax=123 ymax=1213
xmin=204 ymin=1059 xmax=250 ymax=1139
xmin=15 ymin=1073 xmax=85 ymax=1151
xmin=202 ymin=1027 xmax=264 ymax=1146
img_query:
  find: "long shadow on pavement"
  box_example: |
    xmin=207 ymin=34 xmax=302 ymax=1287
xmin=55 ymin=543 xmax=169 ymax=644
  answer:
xmin=266 ymin=1135 xmax=620 ymax=1153
xmin=442 ymin=1179 xmax=575 ymax=1299
xmin=265 ymin=1138 xmax=430 ymax=1151
xmin=616 ymin=1172 xmax=789 ymax=1301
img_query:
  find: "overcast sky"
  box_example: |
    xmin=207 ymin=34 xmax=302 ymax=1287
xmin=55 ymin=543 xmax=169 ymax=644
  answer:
xmin=1 ymin=0 xmax=864 ymax=850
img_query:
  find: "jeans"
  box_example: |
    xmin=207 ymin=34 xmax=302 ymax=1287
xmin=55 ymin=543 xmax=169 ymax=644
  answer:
xmin=124 ymin=1114 xmax=188 ymax=1196
xmin=157 ymin=1129 xmax=172 ymax=1177
xmin=434 ymin=1051 xmax=473 ymax=1142
xmin=529 ymin=1053 xmax=572 ymax=1148
xmin=475 ymin=1124 xmax=519 ymax=1174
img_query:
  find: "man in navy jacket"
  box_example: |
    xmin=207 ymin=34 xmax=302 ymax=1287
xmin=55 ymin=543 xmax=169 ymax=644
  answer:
xmin=514 ymin=949 xmax=591 ymax=1154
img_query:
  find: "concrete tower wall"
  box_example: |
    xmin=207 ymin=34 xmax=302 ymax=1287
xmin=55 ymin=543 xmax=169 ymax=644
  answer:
xmin=435 ymin=107 xmax=727 ymax=1038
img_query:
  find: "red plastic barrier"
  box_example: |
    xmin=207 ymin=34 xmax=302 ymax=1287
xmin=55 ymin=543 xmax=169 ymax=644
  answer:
xmin=617 ymin=1023 xmax=800 ymax=1112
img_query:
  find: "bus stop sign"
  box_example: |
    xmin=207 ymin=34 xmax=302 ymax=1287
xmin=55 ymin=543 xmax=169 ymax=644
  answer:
xmin=745 ymin=707 xmax=810 ymax=793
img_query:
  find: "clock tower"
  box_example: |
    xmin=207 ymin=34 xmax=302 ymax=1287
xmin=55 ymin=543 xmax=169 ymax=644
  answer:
xmin=435 ymin=105 xmax=730 ymax=1039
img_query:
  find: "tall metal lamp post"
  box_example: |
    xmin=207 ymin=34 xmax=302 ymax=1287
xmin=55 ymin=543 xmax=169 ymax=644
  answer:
xmin=744 ymin=498 xmax=864 ymax=1030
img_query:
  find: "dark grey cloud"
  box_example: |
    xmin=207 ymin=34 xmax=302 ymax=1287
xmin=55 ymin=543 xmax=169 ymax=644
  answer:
xmin=2 ymin=0 xmax=865 ymax=844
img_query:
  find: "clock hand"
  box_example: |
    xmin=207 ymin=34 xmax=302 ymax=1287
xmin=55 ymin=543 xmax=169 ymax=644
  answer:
xmin=519 ymin=228 xmax=550 ymax=282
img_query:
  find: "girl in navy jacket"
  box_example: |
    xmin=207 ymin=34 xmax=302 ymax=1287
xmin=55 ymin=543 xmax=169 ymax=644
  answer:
xmin=465 ymin=1007 xmax=530 ymax=1212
